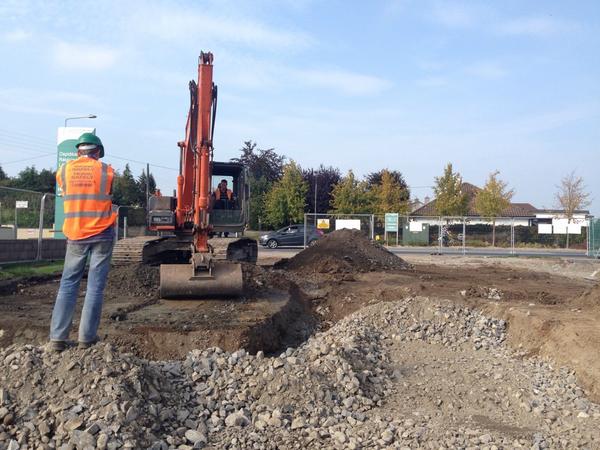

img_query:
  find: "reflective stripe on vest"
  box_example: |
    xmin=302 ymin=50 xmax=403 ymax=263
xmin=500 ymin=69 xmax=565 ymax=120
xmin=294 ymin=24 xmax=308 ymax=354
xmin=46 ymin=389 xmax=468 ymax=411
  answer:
xmin=64 ymin=210 xmax=114 ymax=218
xmin=60 ymin=158 xmax=116 ymax=240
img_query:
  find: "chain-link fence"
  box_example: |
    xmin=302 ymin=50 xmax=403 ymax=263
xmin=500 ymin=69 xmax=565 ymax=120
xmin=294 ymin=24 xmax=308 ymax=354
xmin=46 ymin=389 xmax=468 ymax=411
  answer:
xmin=0 ymin=186 xmax=155 ymax=261
xmin=303 ymin=213 xmax=594 ymax=256
xmin=589 ymin=218 xmax=600 ymax=258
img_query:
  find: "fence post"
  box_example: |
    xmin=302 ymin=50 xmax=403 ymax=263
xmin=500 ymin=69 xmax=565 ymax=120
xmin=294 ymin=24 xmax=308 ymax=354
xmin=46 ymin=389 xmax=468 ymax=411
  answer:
xmin=510 ymin=218 xmax=515 ymax=255
xmin=586 ymin=217 xmax=590 ymax=257
xmin=370 ymin=215 xmax=374 ymax=241
xmin=36 ymin=193 xmax=50 ymax=261
xmin=124 ymin=215 xmax=128 ymax=239
xmin=439 ymin=216 xmax=443 ymax=254
xmin=303 ymin=213 xmax=308 ymax=248
xmin=462 ymin=217 xmax=466 ymax=256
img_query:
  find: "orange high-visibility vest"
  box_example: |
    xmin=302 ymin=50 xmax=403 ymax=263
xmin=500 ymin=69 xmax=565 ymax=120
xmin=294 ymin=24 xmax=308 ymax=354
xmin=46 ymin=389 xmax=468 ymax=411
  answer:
xmin=214 ymin=188 xmax=233 ymax=201
xmin=57 ymin=157 xmax=117 ymax=240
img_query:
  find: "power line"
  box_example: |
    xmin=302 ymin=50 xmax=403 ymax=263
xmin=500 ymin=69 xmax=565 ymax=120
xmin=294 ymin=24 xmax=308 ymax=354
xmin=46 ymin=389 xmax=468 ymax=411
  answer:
xmin=105 ymin=155 xmax=178 ymax=171
xmin=0 ymin=129 xmax=56 ymax=146
xmin=0 ymin=153 xmax=56 ymax=165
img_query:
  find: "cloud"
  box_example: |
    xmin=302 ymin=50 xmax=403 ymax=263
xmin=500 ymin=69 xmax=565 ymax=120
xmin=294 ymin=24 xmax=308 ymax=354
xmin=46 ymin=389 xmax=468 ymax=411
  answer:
xmin=497 ymin=16 xmax=575 ymax=37
xmin=129 ymin=7 xmax=313 ymax=50
xmin=465 ymin=61 xmax=507 ymax=80
xmin=51 ymin=41 xmax=120 ymax=70
xmin=430 ymin=2 xmax=476 ymax=28
xmin=416 ymin=76 xmax=448 ymax=87
xmin=291 ymin=69 xmax=392 ymax=96
xmin=0 ymin=88 xmax=100 ymax=117
xmin=2 ymin=29 xmax=31 ymax=42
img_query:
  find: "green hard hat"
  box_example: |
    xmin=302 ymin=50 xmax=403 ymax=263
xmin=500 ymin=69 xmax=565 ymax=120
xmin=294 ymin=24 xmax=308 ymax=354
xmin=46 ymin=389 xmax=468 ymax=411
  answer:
xmin=76 ymin=133 xmax=104 ymax=158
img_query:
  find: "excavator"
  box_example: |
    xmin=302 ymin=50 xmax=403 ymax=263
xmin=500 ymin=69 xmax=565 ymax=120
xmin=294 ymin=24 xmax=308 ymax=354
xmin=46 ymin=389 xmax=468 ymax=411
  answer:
xmin=112 ymin=52 xmax=257 ymax=298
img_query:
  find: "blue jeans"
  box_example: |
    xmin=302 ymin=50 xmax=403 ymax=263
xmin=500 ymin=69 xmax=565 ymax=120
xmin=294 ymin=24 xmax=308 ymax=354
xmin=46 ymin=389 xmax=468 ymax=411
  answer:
xmin=50 ymin=240 xmax=113 ymax=343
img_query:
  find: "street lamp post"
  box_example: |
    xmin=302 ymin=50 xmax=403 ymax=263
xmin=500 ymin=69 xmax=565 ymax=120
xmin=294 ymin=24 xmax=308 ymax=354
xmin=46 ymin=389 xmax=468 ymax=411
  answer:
xmin=64 ymin=114 xmax=97 ymax=127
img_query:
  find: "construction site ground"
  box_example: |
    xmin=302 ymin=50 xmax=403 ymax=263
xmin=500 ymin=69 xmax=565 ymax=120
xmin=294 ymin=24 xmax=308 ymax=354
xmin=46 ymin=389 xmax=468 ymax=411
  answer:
xmin=0 ymin=230 xmax=599 ymax=448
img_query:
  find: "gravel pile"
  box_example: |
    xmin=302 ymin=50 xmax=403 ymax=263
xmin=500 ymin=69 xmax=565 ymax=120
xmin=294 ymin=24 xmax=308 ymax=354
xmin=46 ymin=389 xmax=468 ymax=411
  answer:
xmin=0 ymin=297 xmax=599 ymax=449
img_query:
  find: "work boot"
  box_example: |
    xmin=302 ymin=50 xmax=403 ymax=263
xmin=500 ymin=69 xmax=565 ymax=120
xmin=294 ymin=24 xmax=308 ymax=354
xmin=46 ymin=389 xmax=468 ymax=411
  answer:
xmin=78 ymin=337 xmax=100 ymax=349
xmin=49 ymin=340 xmax=67 ymax=353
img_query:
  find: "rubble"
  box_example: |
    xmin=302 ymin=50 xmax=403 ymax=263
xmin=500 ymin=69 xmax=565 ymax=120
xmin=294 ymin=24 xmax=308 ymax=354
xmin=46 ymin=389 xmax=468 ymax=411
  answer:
xmin=0 ymin=296 xmax=598 ymax=449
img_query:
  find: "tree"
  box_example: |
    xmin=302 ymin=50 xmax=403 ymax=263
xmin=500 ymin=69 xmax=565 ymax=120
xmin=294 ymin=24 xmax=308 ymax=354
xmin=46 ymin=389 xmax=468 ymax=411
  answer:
xmin=264 ymin=161 xmax=308 ymax=228
xmin=302 ymin=165 xmax=341 ymax=217
xmin=232 ymin=140 xmax=285 ymax=183
xmin=0 ymin=165 xmax=7 ymax=182
xmin=137 ymin=169 xmax=157 ymax=207
xmin=433 ymin=163 xmax=468 ymax=217
xmin=330 ymin=170 xmax=373 ymax=214
xmin=369 ymin=169 xmax=410 ymax=214
xmin=112 ymin=164 xmax=139 ymax=206
xmin=232 ymin=140 xmax=286 ymax=229
xmin=555 ymin=171 xmax=591 ymax=248
xmin=474 ymin=171 xmax=514 ymax=246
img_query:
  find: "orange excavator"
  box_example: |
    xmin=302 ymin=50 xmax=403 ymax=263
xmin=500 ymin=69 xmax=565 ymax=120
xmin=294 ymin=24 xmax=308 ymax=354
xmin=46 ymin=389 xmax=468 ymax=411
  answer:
xmin=113 ymin=52 xmax=257 ymax=298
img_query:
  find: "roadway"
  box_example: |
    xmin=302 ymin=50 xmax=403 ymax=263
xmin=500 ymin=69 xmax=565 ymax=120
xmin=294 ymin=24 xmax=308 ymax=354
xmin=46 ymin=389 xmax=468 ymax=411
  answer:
xmin=258 ymin=245 xmax=593 ymax=259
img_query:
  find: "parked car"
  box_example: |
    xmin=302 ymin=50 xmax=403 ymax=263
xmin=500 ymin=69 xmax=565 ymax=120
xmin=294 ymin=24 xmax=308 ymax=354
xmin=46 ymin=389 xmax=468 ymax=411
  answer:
xmin=259 ymin=224 xmax=324 ymax=248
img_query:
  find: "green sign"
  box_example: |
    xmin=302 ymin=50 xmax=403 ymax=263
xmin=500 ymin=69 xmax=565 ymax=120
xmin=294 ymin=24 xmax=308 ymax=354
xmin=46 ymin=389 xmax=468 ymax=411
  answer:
xmin=54 ymin=127 xmax=96 ymax=238
xmin=384 ymin=213 xmax=399 ymax=232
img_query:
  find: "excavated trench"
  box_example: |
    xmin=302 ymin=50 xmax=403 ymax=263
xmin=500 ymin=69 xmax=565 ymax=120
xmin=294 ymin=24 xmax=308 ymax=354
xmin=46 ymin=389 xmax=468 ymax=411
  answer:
xmin=0 ymin=230 xmax=409 ymax=359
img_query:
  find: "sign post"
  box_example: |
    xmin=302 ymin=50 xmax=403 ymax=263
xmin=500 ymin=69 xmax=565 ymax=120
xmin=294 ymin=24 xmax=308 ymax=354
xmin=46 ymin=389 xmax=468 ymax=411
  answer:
xmin=384 ymin=213 xmax=399 ymax=246
xmin=55 ymin=127 xmax=96 ymax=238
xmin=15 ymin=201 xmax=28 ymax=238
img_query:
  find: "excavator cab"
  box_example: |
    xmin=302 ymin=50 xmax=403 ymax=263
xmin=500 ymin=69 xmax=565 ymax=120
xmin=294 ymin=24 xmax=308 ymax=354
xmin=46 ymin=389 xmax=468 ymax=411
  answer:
xmin=210 ymin=161 xmax=249 ymax=235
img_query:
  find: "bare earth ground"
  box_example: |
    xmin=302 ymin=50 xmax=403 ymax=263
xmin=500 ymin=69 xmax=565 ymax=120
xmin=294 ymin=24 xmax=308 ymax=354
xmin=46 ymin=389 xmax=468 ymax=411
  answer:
xmin=0 ymin=231 xmax=600 ymax=448
xmin=0 ymin=252 xmax=599 ymax=402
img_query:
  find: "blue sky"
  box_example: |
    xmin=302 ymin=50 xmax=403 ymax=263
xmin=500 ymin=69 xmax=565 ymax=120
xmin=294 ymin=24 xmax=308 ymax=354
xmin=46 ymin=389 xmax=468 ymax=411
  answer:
xmin=0 ymin=0 xmax=598 ymax=213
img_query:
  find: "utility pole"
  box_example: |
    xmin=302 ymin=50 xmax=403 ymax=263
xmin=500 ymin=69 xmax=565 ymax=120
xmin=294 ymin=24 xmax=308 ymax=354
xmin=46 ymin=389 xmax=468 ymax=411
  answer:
xmin=314 ymin=171 xmax=318 ymax=226
xmin=146 ymin=163 xmax=150 ymax=209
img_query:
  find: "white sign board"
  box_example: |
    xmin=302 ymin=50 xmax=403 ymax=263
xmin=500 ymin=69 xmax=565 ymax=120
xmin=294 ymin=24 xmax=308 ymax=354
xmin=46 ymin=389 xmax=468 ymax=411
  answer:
xmin=335 ymin=219 xmax=361 ymax=231
xmin=552 ymin=218 xmax=582 ymax=235
xmin=15 ymin=201 xmax=28 ymax=209
xmin=537 ymin=224 xmax=553 ymax=234
xmin=409 ymin=221 xmax=422 ymax=232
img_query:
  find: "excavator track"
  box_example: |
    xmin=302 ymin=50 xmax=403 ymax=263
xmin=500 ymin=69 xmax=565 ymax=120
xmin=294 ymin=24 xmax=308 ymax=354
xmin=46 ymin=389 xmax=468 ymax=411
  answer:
xmin=112 ymin=236 xmax=258 ymax=266
xmin=111 ymin=236 xmax=164 ymax=266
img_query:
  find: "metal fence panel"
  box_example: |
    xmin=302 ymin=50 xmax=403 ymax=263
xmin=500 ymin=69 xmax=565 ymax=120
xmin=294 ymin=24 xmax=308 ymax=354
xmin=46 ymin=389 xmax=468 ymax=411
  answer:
xmin=301 ymin=211 xmax=595 ymax=257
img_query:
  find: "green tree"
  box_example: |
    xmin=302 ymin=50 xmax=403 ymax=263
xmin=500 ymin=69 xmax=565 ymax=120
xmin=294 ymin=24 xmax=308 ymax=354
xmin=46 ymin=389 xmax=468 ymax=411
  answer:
xmin=232 ymin=140 xmax=286 ymax=229
xmin=302 ymin=165 xmax=341 ymax=216
xmin=113 ymin=164 xmax=139 ymax=206
xmin=330 ymin=170 xmax=373 ymax=214
xmin=137 ymin=169 xmax=157 ymax=207
xmin=433 ymin=163 xmax=468 ymax=217
xmin=0 ymin=165 xmax=7 ymax=182
xmin=264 ymin=161 xmax=308 ymax=228
xmin=370 ymin=169 xmax=410 ymax=214
xmin=474 ymin=171 xmax=514 ymax=246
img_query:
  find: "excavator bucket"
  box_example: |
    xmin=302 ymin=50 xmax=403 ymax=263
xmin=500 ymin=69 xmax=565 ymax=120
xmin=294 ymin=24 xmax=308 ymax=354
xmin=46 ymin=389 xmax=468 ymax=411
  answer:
xmin=159 ymin=262 xmax=244 ymax=299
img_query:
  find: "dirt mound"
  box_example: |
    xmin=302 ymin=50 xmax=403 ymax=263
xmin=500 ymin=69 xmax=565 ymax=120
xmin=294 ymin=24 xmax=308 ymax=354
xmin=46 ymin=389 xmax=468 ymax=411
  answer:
xmin=572 ymin=283 xmax=600 ymax=307
xmin=277 ymin=229 xmax=411 ymax=274
xmin=105 ymin=264 xmax=159 ymax=298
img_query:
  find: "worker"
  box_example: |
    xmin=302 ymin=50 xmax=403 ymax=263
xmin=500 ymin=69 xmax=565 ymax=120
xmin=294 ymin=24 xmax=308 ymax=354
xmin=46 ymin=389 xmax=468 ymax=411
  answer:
xmin=49 ymin=133 xmax=117 ymax=352
xmin=214 ymin=179 xmax=234 ymax=209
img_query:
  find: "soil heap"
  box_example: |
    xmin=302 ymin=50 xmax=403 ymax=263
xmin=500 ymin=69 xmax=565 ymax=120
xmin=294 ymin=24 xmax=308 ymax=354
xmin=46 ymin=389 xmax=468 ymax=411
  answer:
xmin=105 ymin=264 xmax=159 ymax=298
xmin=278 ymin=229 xmax=411 ymax=274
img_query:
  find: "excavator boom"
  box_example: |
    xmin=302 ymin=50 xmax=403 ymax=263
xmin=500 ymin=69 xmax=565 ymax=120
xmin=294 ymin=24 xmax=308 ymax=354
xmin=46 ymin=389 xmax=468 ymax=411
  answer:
xmin=156 ymin=52 xmax=249 ymax=299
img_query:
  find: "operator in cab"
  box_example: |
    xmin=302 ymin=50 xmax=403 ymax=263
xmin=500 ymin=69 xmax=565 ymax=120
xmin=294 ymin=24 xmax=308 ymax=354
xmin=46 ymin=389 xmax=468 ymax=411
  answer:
xmin=49 ymin=133 xmax=117 ymax=352
xmin=213 ymin=179 xmax=234 ymax=209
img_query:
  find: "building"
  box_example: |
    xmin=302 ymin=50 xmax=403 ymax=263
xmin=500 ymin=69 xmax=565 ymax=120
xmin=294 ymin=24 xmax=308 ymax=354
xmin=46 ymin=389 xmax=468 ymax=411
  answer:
xmin=410 ymin=182 xmax=590 ymax=232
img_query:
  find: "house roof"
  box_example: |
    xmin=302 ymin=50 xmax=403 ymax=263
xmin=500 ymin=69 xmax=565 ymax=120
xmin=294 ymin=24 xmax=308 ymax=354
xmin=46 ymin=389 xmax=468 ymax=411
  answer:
xmin=536 ymin=209 xmax=590 ymax=215
xmin=411 ymin=183 xmax=539 ymax=218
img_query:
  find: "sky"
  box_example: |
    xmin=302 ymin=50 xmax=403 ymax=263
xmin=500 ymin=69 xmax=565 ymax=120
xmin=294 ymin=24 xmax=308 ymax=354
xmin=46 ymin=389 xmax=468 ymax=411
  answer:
xmin=0 ymin=0 xmax=598 ymax=214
